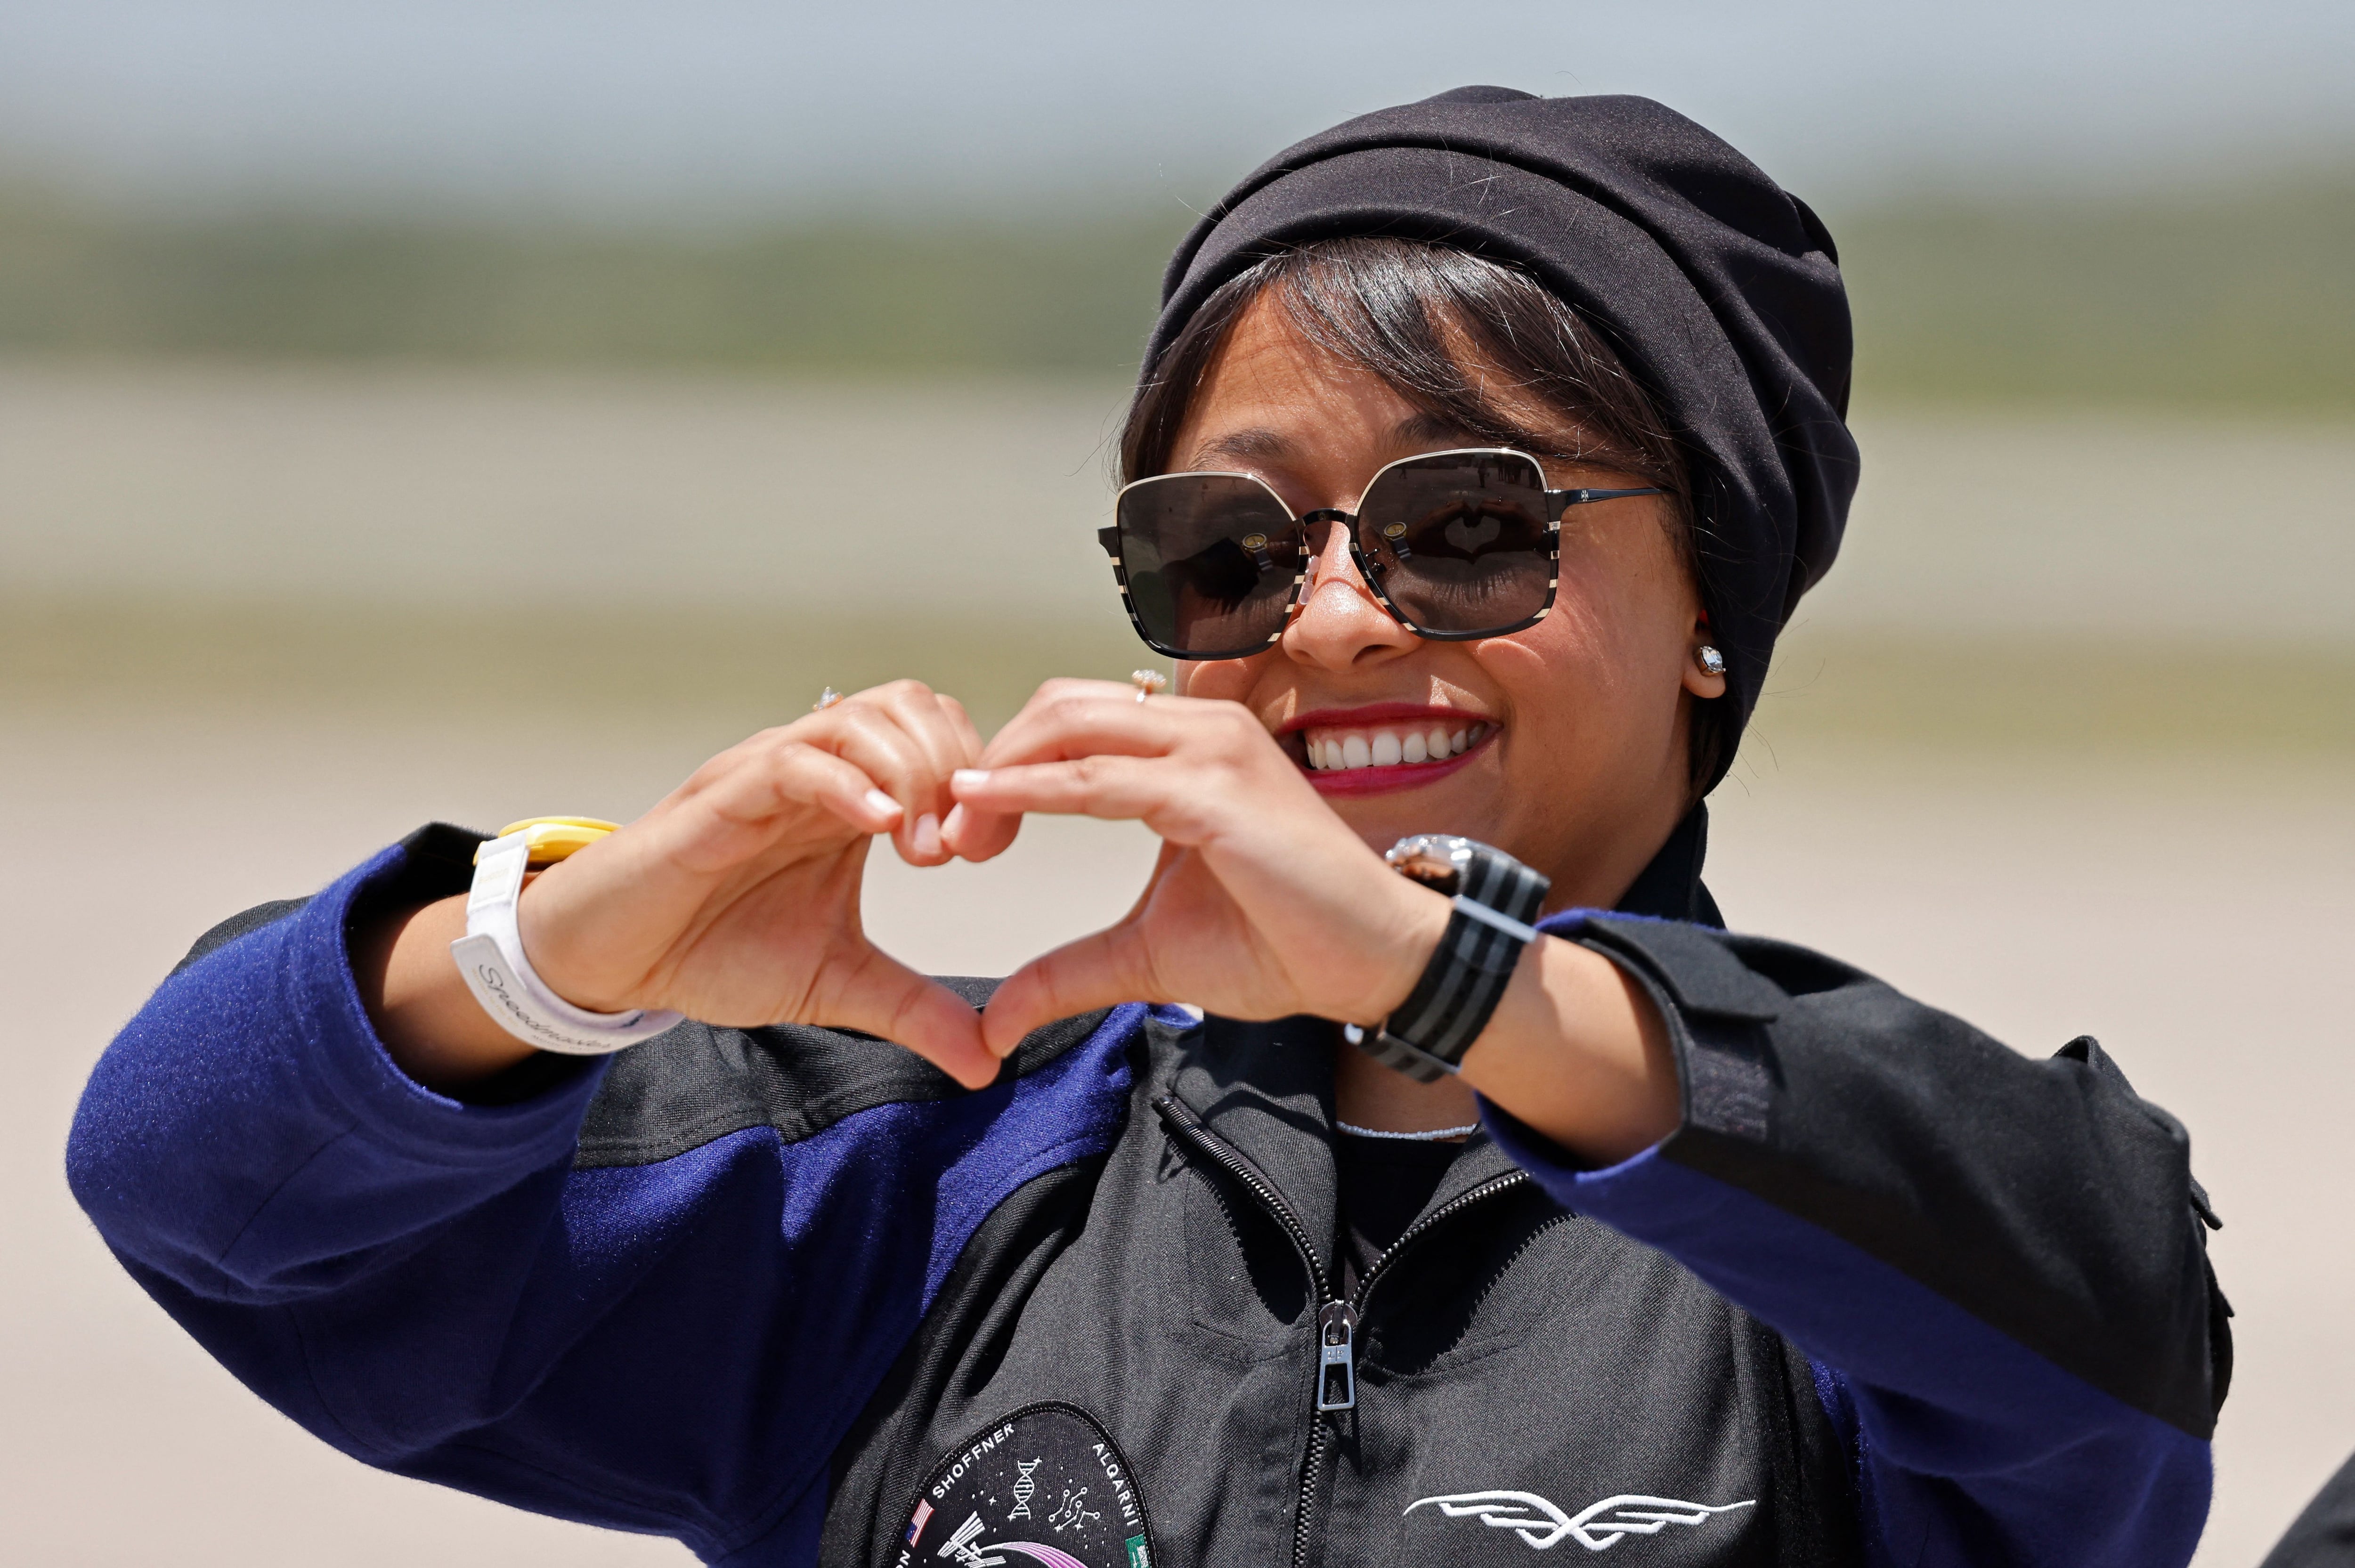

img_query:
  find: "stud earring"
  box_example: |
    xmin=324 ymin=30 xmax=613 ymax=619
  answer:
xmin=1695 ymin=645 xmax=1726 ymax=678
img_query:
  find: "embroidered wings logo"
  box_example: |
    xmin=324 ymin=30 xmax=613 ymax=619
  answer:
xmin=1405 ymin=1490 xmax=1757 ymax=1552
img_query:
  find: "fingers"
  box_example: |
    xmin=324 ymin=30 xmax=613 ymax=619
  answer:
xmin=950 ymin=754 xmax=1216 ymax=841
xmin=939 ymin=790 xmax=1023 ymax=862
xmin=816 ymin=945 xmax=1001 ymax=1090
xmin=981 ymin=920 xmax=1165 ymax=1056
xmin=925 ymin=688 xmax=1023 ymax=861
xmin=850 ymin=678 xmax=1183 ymax=864
xmin=954 ymin=695 xmax=1305 ymax=848
xmin=615 ymin=740 xmax=893 ymax=892
xmin=827 ymin=681 xmax=986 ymax=867
xmin=979 ymin=678 xmax=1203 ymax=770
xmin=622 ymin=679 xmax=1003 ymax=886
xmin=658 ymin=731 xmax=899 ymax=863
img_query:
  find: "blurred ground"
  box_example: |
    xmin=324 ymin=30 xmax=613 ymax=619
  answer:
xmin=6 ymin=360 xmax=2352 ymax=638
xmin=2 ymin=365 xmax=2350 ymax=1566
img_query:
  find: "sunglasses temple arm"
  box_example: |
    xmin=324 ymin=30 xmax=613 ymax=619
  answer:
xmin=1545 ymin=486 xmax=1665 ymax=519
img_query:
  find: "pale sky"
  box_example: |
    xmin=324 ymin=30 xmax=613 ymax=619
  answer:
xmin=3 ymin=0 xmax=2351 ymax=219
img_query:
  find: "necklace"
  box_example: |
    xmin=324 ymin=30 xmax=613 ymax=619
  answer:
xmin=1333 ymin=1120 xmax=1479 ymax=1142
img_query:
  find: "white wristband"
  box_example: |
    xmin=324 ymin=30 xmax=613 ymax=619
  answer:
xmin=448 ymin=830 xmax=684 ymax=1056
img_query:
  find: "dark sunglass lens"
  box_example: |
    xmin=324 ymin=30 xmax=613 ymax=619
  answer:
xmin=1356 ymin=453 xmax=1552 ymax=634
xmin=1114 ymin=475 xmax=1304 ymax=656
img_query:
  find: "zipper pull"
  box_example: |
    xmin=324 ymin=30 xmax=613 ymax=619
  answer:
xmin=1315 ymin=1300 xmax=1358 ymax=1412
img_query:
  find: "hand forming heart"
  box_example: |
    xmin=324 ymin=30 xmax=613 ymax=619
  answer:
xmin=478 ymin=675 xmax=1435 ymax=1087
xmin=360 ymin=675 xmax=1673 ymax=1160
xmin=941 ymin=678 xmax=1441 ymax=1054
xmin=503 ymin=679 xmax=1015 ymax=1089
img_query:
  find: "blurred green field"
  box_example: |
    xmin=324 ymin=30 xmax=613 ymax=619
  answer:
xmin=4 ymin=175 xmax=2353 ymax=407
xmin=1842 ymin=175 xmax=2355 ymax=410
xmin=0 ymin=187 xmax=1186 ymax=376
xmin=7 ymin=594 xmax=2344 ymax=759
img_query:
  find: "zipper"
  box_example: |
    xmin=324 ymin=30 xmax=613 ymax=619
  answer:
xmin=1314 ymin=1300 xmax=1359 ymax=1411
xmin=1294 ymin=1419 xmax=1332 ymax=1568
xmin=1152 ymin=1095 xmax=1330 ymax=1300
xmin=1152 ymin=1094 xmax=1530 ymax=1568
xmin=1347 ymin=1170 xmax=1531 ymax=1316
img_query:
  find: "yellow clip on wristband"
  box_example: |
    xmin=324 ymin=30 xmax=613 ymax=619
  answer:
xmin=453 ymin=817 xmax=682 ymax=1054
xmin=477 ymin=816 xmax=621 ymax=868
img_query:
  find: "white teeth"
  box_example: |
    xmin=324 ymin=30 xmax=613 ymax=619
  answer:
xmin=1301 ymin=718 xmax=1496 ymax=771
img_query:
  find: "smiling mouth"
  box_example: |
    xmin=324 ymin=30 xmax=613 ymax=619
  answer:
xmin=1302 ymin=718 xmax=1492 ymax=772
xmin=1280 ymin=707 xmax=1498 ymax=795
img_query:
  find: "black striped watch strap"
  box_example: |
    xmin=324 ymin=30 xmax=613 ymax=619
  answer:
xmin=1343 ymin=836 xmax=1551 ymax=1083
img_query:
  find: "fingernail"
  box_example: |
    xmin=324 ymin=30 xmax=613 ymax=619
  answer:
xmin=951 ymin=768 xmax=990 ymax=791
xmin=912 ymin=812 xmax=942 ymax=858
xmin=864 ymin=788 xmax=901 ymax=821
xmin=941 ymin=804 xmax=967 ymax=843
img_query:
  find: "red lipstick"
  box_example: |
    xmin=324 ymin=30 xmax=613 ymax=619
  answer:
xmin=1282 ymin=704 xmax=1498 ymax=797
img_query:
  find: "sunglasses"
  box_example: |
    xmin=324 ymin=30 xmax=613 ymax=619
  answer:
xmin=1097 ymin=447 xmax=1660 ymax=660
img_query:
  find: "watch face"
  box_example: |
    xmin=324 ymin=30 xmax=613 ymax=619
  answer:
xmin=897 ymin=1403 xmax=1155 ymax=1568
xmin=1387 ymin=834 xmax=1480 ymax=894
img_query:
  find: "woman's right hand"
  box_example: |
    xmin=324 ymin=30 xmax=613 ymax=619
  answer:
xmin=355 ymin=680 xmax=1010 ymax=1091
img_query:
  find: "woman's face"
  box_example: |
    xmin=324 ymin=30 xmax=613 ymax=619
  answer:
xmin=1168 ymin=295 xmax=1726 ymax=910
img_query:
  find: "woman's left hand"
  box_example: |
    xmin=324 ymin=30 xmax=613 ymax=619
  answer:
xmin=952 ymin=676 xmax=1681 ymax=1162
xmin=946 ymin=679 xmax=1445 ymax=1054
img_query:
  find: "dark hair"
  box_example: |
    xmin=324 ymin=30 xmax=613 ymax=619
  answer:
xmin=1119 ymin=236 xmax=1731 ymax=793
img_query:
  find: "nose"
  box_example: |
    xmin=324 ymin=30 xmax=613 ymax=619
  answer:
xmin=1281 ymin=516 xmax=1419 ymax=671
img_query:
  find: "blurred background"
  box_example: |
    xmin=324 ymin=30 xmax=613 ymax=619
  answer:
xmin=3 ymin=2 xmax=2349 ymax=1564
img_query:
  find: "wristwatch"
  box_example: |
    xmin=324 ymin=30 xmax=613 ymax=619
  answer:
xmin=449 ymin=817 xmax=685 ymax=1056
xmin=1342 ymin=835 xmax=1550 ymax=1082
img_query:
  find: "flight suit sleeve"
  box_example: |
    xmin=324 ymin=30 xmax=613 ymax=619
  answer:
xmin=66 ymin=825 xmax=1140 ymax=1561
xmin=2260 ymin=1451 xmax=2355 ymax=1568
xmin=1484 ymin=912 xmax=2229 ymax=1568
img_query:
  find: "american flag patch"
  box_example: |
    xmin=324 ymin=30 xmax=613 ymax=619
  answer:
xmin=907 ymin=1500 xmax=934 ymax=1545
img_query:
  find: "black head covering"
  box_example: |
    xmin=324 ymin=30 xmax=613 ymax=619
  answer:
xmin=1143 ymin=87 xmax=1859 ymax=778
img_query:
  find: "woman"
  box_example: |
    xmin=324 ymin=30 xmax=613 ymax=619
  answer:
xmin=69 ymin=89 xmax=2226 ymax=1567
